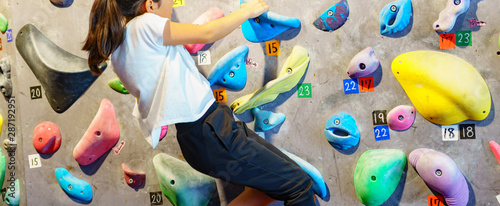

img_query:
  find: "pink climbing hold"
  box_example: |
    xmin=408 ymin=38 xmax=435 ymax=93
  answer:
xmin=73 ymin=99 xmax=120 ymax=165
xmin=32 ymin=121 xmax=62 ymax=154
xmin=122 ymin=163 xmax=146 ymax=188
xmin=159 ymin=125 xmax=168 ymax=141
xmin=183 ymin=8 xmax=225 ymax=54
xmin=387 ymin=105 xmax=416 ymax=131
xmin=489 ymin=141 xmax=500 ymax=165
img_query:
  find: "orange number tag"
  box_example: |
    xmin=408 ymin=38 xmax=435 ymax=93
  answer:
xmin=265 ymin=40 xmax=280 ymax=56
xmin=439 ymin=33 xmax=455 ymax=49
xmin=428 ymin=196 xmax=445 ymax=206
xmin=0 ymin=38 xmax=2 ymax=51
xmin=359 ymin=76 xmax=374 ymax=92
xmin=213 ymin=88 xmax=227 ymax=103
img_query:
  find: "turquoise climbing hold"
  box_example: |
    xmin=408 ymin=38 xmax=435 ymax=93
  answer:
xmin=379 ymin=0 xmax=412 ymax=35
xmin=0 ymin=149 xmax=4 ymax=189
xmin=354 ymin=149 xmax=406 ymax=206
xmin=207 ymin=45 xmax=248 ymax=90
xmin=313 ymin=0 xmax=349 ymax=32
xmin=153 ymin=153 xmax=216 ymax=206
xmin=4 ymin=179 xmax=20 ymax=206
xmin=54 ymin=168 xmax=93 ymax=202
xmin=252 ymin=107 xmax=286 ymax=131
xmin=324 ymin=112 xmax=360 ymax=150
xmin=0 ymin=13 xmax=7 ymax=33
xmin=108 ymin=77 xmax=129 ymax=94
xmin=240 ymin=0 xmax=300 ymax=42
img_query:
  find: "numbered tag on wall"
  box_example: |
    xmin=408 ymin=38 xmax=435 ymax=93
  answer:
xmin=172 ymin=0 xmax=185 ymax=7
xmin=6 ymin=29 xmax=12 ymax=43
xmin=459 ymin=124 xmax=476 ymax=139
xmin=30 ymin=86 xmax=42 ymax=99
xmin=439 ymin=33 xmax=455 ymax=49
xmin=455 ymin=30 xmax=472 ymax=47
xmin=28 ymin=154 xmax=42 ymax=169
xmin=265 ymin=40 xmax=280 ymax=56
xmin=428 ymin=196 xmax=445 ymax=206
xmin=297 ymin=83 xmax=312 ymax=98
xmin=442 ymin=125 xmax=459 ymax=141
xmin=343 ymin=78 xmax=359 ymax=94
xmin=359 ymin=76 xmax=374 ymax=92
xmin=198 ymin=50 xmax=211 ymax=65
xmin=372 ymin=110 xmax=387 ymax=125
xmin=149 ymin=191 xmax=163 ymax=205
xmin=212 ymin=88 xmax=227 ymax=103
xmin=374 ymin=125 xmax=390 ymax=141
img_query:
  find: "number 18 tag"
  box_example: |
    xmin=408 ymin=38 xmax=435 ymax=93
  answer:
xmin=442 ymin=125 xmax=459 ymax=141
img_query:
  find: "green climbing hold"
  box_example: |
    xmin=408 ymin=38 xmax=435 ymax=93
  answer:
xmin=108 ymin=77 xmax=129 ymax=94
xmin=5 ymin=179 xmax=20 ymax=206
xmin=0 ymin=149 xmax=5 ymax=189
xmin=354 ymin=149 xmax=406 ymax=206
xmin=0 ymin=13 xmax=8 ymax=33
xmin=153 ymin=153 xmax=216 ymax=206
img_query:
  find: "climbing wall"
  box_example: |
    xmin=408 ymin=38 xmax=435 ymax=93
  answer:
xmin=0 ymin=0 xmax=499 ymax=205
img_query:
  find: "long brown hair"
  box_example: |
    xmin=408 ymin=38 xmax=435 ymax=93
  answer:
xmin=83 ymin=0 xmax=160 ymax=75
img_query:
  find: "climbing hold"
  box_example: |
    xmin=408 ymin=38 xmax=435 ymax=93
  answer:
xmin=0 ymin=149 xmax=5 ymax=189
xmin=240 ymin=0 xmax=300 ymax=42
xmin=122 ymin=163 xmax=146 ymax=188
xmin=354 ymin=149 xmax=406 ymax=206
xmin=313 ymin=0 xmax=349 ymax=32
xmin=409 ymin=148 xmax=469 ymax=206
xmin=392 ymin=51 xmax=490 ymax=125
xmin=489 ymin=141 xmax=500 ymax=166
xmin=0 ymin=13 xmax=7 ymax=33
xmin=207 ymin=45 xmax=249 ymax=90
xmin=4 ymin=179 xmax=19 ymax=206
xmin=73 ymin=99 xmax=120 ymax=165
xmin=387 ymin=105 xmax=415 ymax=131
xmin=231 ymin=46 xmax=309 ymax=114
xmin=32 ymin=121 xmax=62 ymax=154
xmin=184 ymin=8 xmax=224 ymax=54
xmin=433 ymin=0 xmax=470 ymax=32
xmin=379 ymin=0 xmax=412 ymax=35
xmin=54 ymin=168 xmax=93 ymax=202
xmin=159 ymin=125 xmax=168 ymax=141
xmin=346 ymin=47 xmax=380 ymax=78
xmin=153 ymin=153 xmax=216 ymax=206
xmin=108 ymin=77 xmax=129 ymax=94
xmin=324 ymin=112 xmax=360 ymax=150
xmin=0 ymin=57 xmax=13 ymax=98
xmin=16 ymin=24 xmax=106 ymax=113
xmin=279 ymin=149 xmax=327 ymax=199
xmin=50 ymin=0 xmax=74 ymax=8
xmin=252 ymin=107 xmax=286 ymax=131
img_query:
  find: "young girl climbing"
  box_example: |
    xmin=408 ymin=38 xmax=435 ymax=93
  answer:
xmin=83 ymin=0 xmax=316 ymax=205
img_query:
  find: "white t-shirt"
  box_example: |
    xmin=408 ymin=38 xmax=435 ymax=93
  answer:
xmin=111 ymin=13 xmax=215 ymax=148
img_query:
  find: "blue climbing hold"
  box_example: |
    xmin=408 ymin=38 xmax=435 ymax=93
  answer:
xmin=313 ymin=0 xmax=349 ymax=32
xmin=240 ymin=0 xmax=300 ymax=42
xmin=4 ymin=179 xmax=19 ymax=206
xmin=55 ymin=168 xmax=93 ymax=202
xmin=207 ymin=45 xmax=249 ymax=90
xmin=252 ymin=107 xmax=286 ymax=131
xmin=324 ymin=112 xmax=360 ymax=150
xmin=379 ymin=0 xmax=412 ymax=35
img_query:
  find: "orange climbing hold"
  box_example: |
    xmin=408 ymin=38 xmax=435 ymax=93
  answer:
xmin=32 ymin=121 xmax=62 ymax=154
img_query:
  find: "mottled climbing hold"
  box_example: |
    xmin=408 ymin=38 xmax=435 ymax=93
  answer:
xmin=54 ymin=168 xmax=93 ymax=202
xmin=392 ymin=51 xmax=490 ymax=125
xmin=324 ymin=112 xmax=360 ymax=150
xmin=433 ymin=0 xmax=469 ymax=32
xmin=15 ymin=24 xmax=106 ymax=113
xmin=207 ymin=45 xmax=249 ymax=90
xmin=354 ymin=149 xmax=406 ymax=206
xmin=108 ymin=77 xmax=129 ymax=94
xmin=32 ymin=121 xmax=62 ymax=154
xmin=50 ymin=0 xmax=74 ymax=8
xmin=4 ymin=179 xmax=19 ymax=206
xmin=240 ymin=0 xmax=300 ymax=42
xmin=409 ymin=148 xmax=469 ymax=206
xmin=122 ymin=163 xmax=146 ymax=188
xmin=379 ymin=0 xmax=412 ymax=35
xmin=0 ymin=149 xmax=5 ymax=190
xmin=279 ymin=149 xmax=327 ymax=199
xmin=153 ymin=153 xmax=216 ymax=206
xmin=184 ymin=8 xmax=224 ymax=54
xmin=73 ymin=99 xmax=120 ymax=165
xmin=252 ymin=107 xmax=286 ymax=131
xmin=313 ymin=0 xmax=349 ymax=32
xmin=387 ymin=105 xmax=415 ymax=131
xmin=231 ymin=46 xmax=309 ymax=114
xmin=346 ymin=47 xmax=380 ymax=78
xmin=0 ymin=13 xmax=7 ymax=33
xmin=0 ymin=57 xmax=13 ymax=98
xmin=489 ymin=141 xmax=500 ymax=166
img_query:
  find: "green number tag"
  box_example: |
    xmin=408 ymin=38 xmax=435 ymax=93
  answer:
xmin=297 ymin=83 xmax=312 ymax=98
xmin=455 ymin=30 xmax=471 ymax=47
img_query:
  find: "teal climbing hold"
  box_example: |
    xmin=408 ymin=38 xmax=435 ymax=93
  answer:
xmin=4 ymin=179 xmax=19 ymax=206
xmin=108 ymin=77 xmax=129 ymax=94
xmin=252 ymin=107 xmax=286 ymax=131
xmin=153 ymin=153 xmax=216 ymax=206
xmin=54 ymin=168 xmax=93 ymax=202
xmin=0 ymin=149 xmax=6 ymax=188
xmin=379 ymin=0 xmax=412 ymax=35
xmin=354 ymin=149 xmax=406 ymax=206
xmin=324 ymin=112 xmax=360 ymax=150
xmin=207 ymin=45 xmax=248 ymax=90
xmin=0 ymin=13 xmax=7 ymax=33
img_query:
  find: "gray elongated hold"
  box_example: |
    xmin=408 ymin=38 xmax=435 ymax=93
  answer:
xmin=15 ymin=24 xmax=106 ymax=113
xmin=0 ymin=57 xmax=12 ymax=98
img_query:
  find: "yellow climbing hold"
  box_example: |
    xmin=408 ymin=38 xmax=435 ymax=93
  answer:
xmin=392 ymin=51 xmax=490 ymax=125
xmin=231 ymin=46 xmax=309 ymax=114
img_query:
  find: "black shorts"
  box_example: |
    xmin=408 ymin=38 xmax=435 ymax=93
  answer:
xmin=176 ymin=103 xmax=315 ymax=206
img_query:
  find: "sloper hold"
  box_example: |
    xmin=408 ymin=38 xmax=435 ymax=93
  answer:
xmin=231 ymin=46 xmax=309 ymax=114
xmin=0 ymin=12 xmax=7 ymax=33
xmin=0 ymin=57 xmax=13 ymax=98
xmin=32 ymin=121 xmax=62 ymax=154
xmin=153 ymin=153 xmax=216 ymax=206
xmin=50 ymin=0 xmax=74 ymax=8
xmin=240 ymin=0 xmax=300 ymax=42
xmin=207 ymin=45 xmax=249 ymax=90
xmin=346 ymin=47 xmax=380 ymax=78
xmin=122 ymin=163 xmax=146 ymax=188
xmin=15 ymin=24 xmax=106 ymax=113
xmin=313 ymin=0 xmax=349 ymax=32
xmin=324 ymin=112 xmax=360 ymax=150
xmin=73 ymin=99 xmax=120 ymax=165
xmin=279 ymin=149 xmax=327 ymax=199
xmin=108 ymin=77 xmax=129 ymax=94
xmin=252 ymin=107 xmax=286 ymax=131
xmin=54 ymin=168 xmax=93 ymax=202
xmin=409 ymin=148 xmax=469 ymax=206
xmin=391 ymin=51 xmax=490 ymax=125
xmin=387 ymin=105 xmax=416 ymax=131
xmin=379 ymin=0 xmax=412 ymax=35
xmin=489 ymin=141 xmax=500 ymax=165
xmin=354 ymin=149 xmax=406 ymax=206
xmin=433 ymin=0 xmax=470 ymax=32
xmin=184 ymin=8 xmax=225 ymax=54
xmin=5 ymin=179 xmax=19 ymax=206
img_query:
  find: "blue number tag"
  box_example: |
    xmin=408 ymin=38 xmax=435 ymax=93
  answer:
xmin=374 ymin=125 xmax=390 ymax=141
xmin=343 ymin=78 xmax=359 ymax=95
xmin=6 ymin=29 xmax=13 ymax=42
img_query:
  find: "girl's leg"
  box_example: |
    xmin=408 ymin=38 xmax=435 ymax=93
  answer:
xmin=228 ymin=187 xmax=276 ymax=206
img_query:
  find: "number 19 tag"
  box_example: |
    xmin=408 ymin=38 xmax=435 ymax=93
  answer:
xmin=442 ymin=125 xmax=459 ymax=141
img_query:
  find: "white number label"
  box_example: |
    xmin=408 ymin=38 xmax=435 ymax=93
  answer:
xmin=29 ymin=154 xmax=42 ymax=169
xmin=198 ymin=51 xmax=211 ymax=65
xmin=442 ymin=125 xmax=459 ymax=141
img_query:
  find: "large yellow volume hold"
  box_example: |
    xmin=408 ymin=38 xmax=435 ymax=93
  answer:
xmin=391 ymin=51 xmax=491 ymax=125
